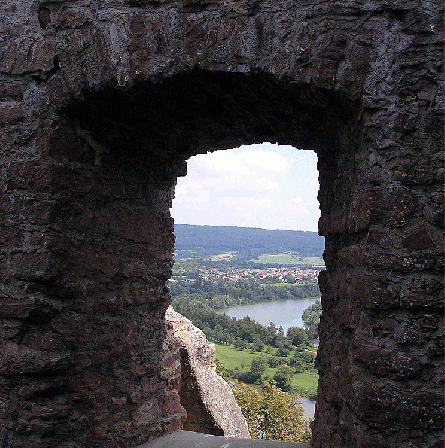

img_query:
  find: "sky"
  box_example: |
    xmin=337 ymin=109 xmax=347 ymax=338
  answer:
xmin=171 ymin=143 xmax=320 ymax=232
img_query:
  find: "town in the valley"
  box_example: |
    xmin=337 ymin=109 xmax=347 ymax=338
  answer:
xmin=173 ymin=266 xmax=322 ymax=284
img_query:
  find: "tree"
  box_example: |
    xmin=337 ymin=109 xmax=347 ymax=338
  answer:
xmin=231 ymin=380 xmax=311 ymax=442
xmin=290 ymin=357 xmax=306 ymax=373
xmin=286 ymin=326 xmax=309 ymax=347
xmin=289 ymin=348 xmax=317 ymax=373
xmin=302 ymin=299 xmax=322 ymax=339
xmin=249 ymin=356 xmax=268 ymax=382
xmin=276 ymin=346 xmax=290 ymax=358
xmin=273 ymin=364 xmax=294 ymax=392
xmin=252 ymin=340 xmax=265 ymax=352
xmin=267 ymin=356 xmax=282 ymax=368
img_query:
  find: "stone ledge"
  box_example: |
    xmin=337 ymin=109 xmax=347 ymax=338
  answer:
xmin=139 ymin=430 xmax=311 ymax=448
xmin=165 ymin=307 xmax=250 ymax=438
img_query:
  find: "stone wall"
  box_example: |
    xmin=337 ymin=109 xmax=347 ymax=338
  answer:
xmin=0 ymin=0 xmax=443 ymax=447
xmin=0 ymin=120 xmax=185 ymax=445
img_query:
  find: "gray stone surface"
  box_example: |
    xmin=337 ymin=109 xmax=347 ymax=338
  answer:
xmin=140 ymin=430 xmax=310 ymax=448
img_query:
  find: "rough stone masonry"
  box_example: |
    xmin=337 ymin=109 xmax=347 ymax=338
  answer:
xmin=0 ymin=0 xmax=443 ymax=447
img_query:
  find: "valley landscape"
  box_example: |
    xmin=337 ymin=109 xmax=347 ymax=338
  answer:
xmin=171 ymin=224 xmax=324 ymax=433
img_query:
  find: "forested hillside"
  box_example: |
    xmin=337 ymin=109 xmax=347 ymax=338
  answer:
xmin=174 ymin=224 xmax=324 ymax=257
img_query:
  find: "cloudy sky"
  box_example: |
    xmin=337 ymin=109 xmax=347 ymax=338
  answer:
xmin=171 ymin=143 xmax=320 ymax=232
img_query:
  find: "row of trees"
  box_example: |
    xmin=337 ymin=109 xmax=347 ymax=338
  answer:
xmin=302 ymin=299 xmax=322 ymax=339
xmin=170 ymin=274 xmax=321 ymax=346
xmin=171 ymin=291 xmax=321 ymax=348
xmin=170 ymin=277 xmax=320 ymax=308
xmin=174 ymin=224 xmax=325 ymax=258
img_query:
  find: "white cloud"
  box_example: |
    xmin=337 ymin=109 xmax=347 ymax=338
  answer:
xmin=186 ymin=147 xmax=286 ymax=193
xmin=237 ymin=148 xmax=287 ymax=172
xmin=173 ymin=179 xmax=209 ymax=207
xmin=194 ymin=151 xmax=248 ymax=175
xmin=171 ymin=144 xmax=320 ymax=232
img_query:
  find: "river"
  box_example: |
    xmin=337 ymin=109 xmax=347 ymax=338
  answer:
xmin=216 ymin=297 xmax=318 ymax=418
xmin=215 ymin=297 xmax=318 ymax=333
xmin=300 ymin=398 xmax=316 ymax=419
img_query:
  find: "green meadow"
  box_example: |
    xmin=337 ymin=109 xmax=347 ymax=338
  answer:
xmin=214 ymin=343 xmax=318 ymax=400
xmin=249 ymin=252 xmax=324 ymax=266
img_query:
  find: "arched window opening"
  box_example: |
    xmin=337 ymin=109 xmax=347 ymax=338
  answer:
xmin=170 ymin=143 xmax=324 ymax=442
xmin=32 ymin=69 xmax=367 ymax=447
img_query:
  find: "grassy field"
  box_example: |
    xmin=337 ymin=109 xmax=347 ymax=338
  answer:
xmin=215 ymin=343 xmax=260 ymax=370
xmin=291 ymin=371 xmax=318 ymax=399
xmin=249 ymin=252 xmax=324 ymax=266
xmin=209 ymin=251 xmax=237 ymax=261
xmin=214 ymin=343 xmax=318 ymax=400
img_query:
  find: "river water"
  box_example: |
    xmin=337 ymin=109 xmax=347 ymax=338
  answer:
xmin=300 ymin=398 xmax=316 ymax=419
xmin=216 ymin=298 xmax=318 ymax=418
xmin=215 ymin=297 xmax=318 ymax=333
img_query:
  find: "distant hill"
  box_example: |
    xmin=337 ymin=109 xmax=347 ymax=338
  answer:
xmin=174 ymin=224 xmax=324 ymax=257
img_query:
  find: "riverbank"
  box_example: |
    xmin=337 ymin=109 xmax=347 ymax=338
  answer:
xmin=215 ymin=297 xmax=318 ymax=333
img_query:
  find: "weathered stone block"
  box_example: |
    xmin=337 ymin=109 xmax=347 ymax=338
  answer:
xmin=349 ymin=273 xmax=399 ymax=309
xmin=365 ymin=227 xmax=397 ymax=250
xmin=402 ymin=225 xmax=435 ymax=250
xmin=0 ymin=104 xmax=25 ymax=123
xmin=0 ymin=297 xmax=36 ymax=319
xmin=123 ymin=260 xmax=154 ymax=279
xmin=116 ymin=206 xmax=162 ymax=245
xmin=132 ymin=286 xmax=163 ymax=306
xmin=162 ymin=391 xmax=184 ymax=418
xmin=10 ymin=252 xmax=59 ymax=281
xmin=366 ymin=187 xmax=420 ymax=227
xmin=132 ymin=400 xmax=162 ymax=428
xmin=354 ymin=341 xmax=422 ymax=379
xmin=400 ymin=275 xmax=444 ymax=309
xmin=0 ymin=342 xmax=71 ymax=376
xmin=0 ymin=81 xmax=25 ymax=101
xmin=72 ymin=249 xmax=121 ymax=278
xmin=0 ymin=226 xmax=24 ymax=247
